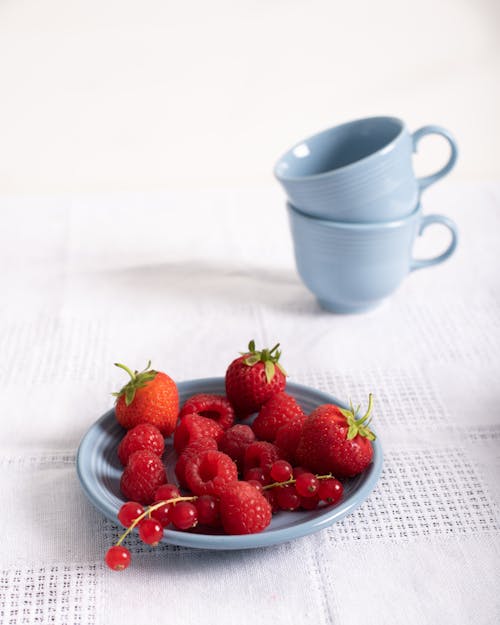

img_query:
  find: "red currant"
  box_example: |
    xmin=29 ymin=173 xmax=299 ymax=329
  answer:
xmin=118 ymin=502 xmax=145 ymax=527
xmin=300 ymin=494 xmax=320 ymax=510
xmin=292 ymin=466 xmax=307 ymax=478
xmin=295 ymin=472 xmax=319 ymax=497
xmin=276 ymin=485 xmax=301 ymax=511
xmin=263 ymin=489 xmax=279 ymax=513
xmin=318 ymin=478 xmax=344 ymax=504
xmin=154 ymin=483 xmax=180 ymax=502
xmin=244 ymin=467 xmax=267 ymax=485
xmin=195 ymin=495 xmax=220 ymax=526
xmin=105 ymin=545 xmax=131 ymax=571
xmin=138 ymin=518 xmax=164 ymax=545
xmin=170 ymin=501 xmax=198 ymax=530
xmin=270 ymin=460 xmax=293 ymax=482
xmin=247 ymin=479 xmax=264 ymax=492
xmin=151 ymin=503 xmax=172 ymax=527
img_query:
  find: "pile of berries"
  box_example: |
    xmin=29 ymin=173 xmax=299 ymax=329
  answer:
xmin=105 ymin=341 xmax=375 ymax=571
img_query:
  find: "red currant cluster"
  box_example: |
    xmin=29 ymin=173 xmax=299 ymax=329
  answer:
xmin=262 ymin=461 xmax=343 ymax=512
xmin=105 ymin=462 xmax=343 ymax=571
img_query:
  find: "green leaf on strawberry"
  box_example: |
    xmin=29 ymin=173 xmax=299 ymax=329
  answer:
xmin=240 ymin=340 xmax=288 ymax=383
xmin=339 ymin=393 xmax=376 ymax=441
xmin=112 ymin=361 xmax=158 ymax=406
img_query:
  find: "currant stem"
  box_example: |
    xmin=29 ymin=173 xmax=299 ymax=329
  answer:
xmin=263 ymin=473 xmax=334 ymax=491
xmin=115 ymin=496 xmax=197 ymax=547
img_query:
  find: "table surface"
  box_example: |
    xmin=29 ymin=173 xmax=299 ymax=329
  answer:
xmin=0 ymin=182 xmax=499 ymax=625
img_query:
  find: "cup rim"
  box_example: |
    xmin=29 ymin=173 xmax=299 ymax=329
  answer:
xmin=287 ymin=200 xmax=421 ymax=229
xmin=274 ymin=116 xmax=405 ymax=182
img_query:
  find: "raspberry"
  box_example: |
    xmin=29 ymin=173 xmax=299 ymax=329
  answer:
xmin=274 ymin=414 xmax=307 ymax=462
xmin=117 ymin=423 xmax=165 ymax=466
xmin=252 ymin=392 xmax=305 ymax=442
xmin=184 ymin=450 xmax=238 ymax=496
xmin=243 ymin=441 xmax=281 ymax=476
xmin=174 ymin=437 xmax=218 ymax=488
xmin=120 ymin=450 xmax=166 ymax=504
xmin=218 ymin=481 xmax=272 ymax=535
xmin=218 ymin=424 xmax=256 ymax=471
xmin=173 ymin=414 xmax=224 ymax=454
xmin=179 ymin=394 xmax=235 ymax=430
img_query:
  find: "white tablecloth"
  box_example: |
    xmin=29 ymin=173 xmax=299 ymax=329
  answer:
xmin=0 ymin=183 xmax=499 ymax=624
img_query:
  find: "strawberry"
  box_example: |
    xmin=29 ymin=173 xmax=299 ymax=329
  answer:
xmin=295 ymin=395 xmax=375 ymax=477
xmin=225 ymin=340 xmax=287 ymax=418
xmin=113 ymin=361 xmax=179 ymax=437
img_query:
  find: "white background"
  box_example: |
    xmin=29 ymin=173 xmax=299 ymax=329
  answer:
xmin=0 ymin=0 xmax=498 ymax=194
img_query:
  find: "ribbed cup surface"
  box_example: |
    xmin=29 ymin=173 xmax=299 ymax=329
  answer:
xmin=275 ymin=118 xmax=419 ymax=221
xmin=287 ymin=203 xmax=421 ymax=312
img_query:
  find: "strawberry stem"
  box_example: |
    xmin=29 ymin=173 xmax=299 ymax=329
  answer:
xmin=114 ymin=362 xmax=136 ymax=381
xmin=112 ymin=361 xmax=157 ymax=406
xmin=339 ymin=394 xmax=376 ymax=441
xmin=241 ymin=339 xmax=288 ymax=381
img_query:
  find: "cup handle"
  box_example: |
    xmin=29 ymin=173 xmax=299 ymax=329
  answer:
xmin=412 ymin=125 xmax=458 ymax=191
xmin=410 ymin=214 xmax=458 ymax=271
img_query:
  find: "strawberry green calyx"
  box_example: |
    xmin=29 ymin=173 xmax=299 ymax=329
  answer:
xmin=240 ymin=339 xmax=288 ymax=383
xmin=112 ymin=361 xmax=158 ymax=406
xmin=339 ymin=394 xmax=376 ymax=441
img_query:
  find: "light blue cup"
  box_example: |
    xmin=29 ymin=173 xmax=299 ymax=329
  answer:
xmin=275 ymin=117 xmax=458 ymax=222
xmin=287 ymin=202 xmax=458 ymax=313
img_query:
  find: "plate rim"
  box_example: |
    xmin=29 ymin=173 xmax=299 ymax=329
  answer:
xmin=76 ymin=377 xmax=383 ymax=550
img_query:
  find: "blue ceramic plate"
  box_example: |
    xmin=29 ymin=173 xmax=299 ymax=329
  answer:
xmin=76 ymin=378 xmax=383 ymax=550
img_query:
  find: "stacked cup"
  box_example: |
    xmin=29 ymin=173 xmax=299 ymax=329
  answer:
xmin=274 ymin=116 xmax=459 ymax=313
